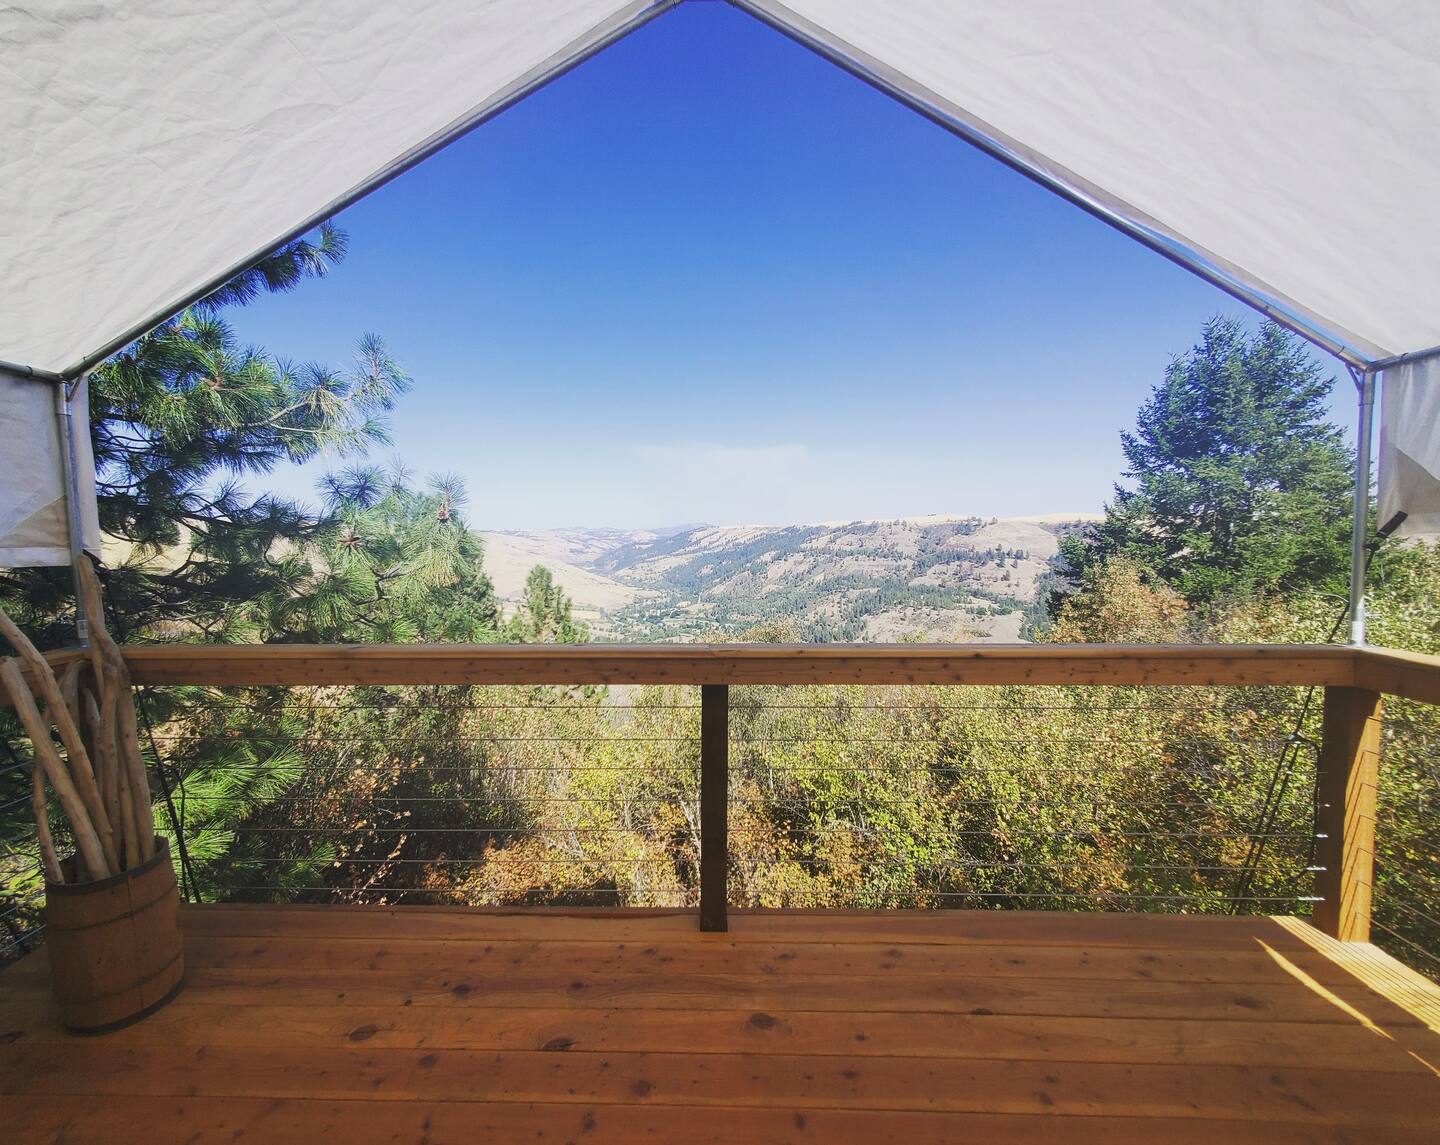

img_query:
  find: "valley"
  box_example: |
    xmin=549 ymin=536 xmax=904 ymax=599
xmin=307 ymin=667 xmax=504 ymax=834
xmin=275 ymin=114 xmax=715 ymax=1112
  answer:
xmin=479 ymin=514 xmax=1098 ymax=642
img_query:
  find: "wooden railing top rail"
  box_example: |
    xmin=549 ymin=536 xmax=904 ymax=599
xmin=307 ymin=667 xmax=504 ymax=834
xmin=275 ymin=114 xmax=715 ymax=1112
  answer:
xmin=1354 ymin=645 xmax=1440 ymax=706
xmin=10 ymin=642 xmax=1438 ymax=703
xmin=112 ymin=642 xmax=1361 ymax=688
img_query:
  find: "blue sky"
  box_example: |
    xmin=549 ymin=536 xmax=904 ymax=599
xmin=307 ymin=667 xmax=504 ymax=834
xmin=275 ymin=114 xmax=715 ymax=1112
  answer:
xmin=229 ymin=2 xmax=1347 ymax=531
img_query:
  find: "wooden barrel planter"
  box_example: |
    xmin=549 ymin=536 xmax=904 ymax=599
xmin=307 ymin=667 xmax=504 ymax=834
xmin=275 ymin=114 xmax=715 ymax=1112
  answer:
xmin=45 ymin=836 xmax=184 ymax=1033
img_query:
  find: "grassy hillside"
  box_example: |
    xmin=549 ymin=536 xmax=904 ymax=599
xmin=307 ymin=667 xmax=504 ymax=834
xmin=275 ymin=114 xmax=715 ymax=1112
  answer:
xmin=483 ymin=515 xmax=1098 ymax=642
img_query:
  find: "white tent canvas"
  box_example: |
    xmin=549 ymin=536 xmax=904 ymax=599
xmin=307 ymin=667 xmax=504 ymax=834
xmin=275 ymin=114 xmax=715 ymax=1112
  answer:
xmin=739 ymin=0 xmax=1440 ymax=364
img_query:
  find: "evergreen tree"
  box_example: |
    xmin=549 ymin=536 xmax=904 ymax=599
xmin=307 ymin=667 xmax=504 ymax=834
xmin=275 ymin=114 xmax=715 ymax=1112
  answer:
xmin=136 ymin=465 xmax=502 ymax=903
xmin=0 ymin=227 xmax=506 ymax=916
xmin=0 ymin=224 xmax=414 ymax=646
xmin=507 ymin=565 xmax=587 ymax=644
xmin=1055 ymin=317 xmax=1353 ymax=608
xmin=297 ymin=465 xmax=499 ymax=643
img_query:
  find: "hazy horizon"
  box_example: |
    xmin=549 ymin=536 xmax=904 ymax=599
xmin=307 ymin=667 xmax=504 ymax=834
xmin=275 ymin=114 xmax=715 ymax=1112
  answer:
xmin=484 ymin=510 xmax=1105 ymax=535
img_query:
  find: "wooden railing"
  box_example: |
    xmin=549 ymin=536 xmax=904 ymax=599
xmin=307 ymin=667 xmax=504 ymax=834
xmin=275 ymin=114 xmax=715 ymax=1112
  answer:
xmin=102 ymin=642 xmax=1362 ymax=687
xmin=17 ymin=641 xmax=1440 ymax=939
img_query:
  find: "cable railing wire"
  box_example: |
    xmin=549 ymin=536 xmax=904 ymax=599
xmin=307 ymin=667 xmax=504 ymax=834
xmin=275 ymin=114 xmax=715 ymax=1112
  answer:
xmin=189 ymin=683 xmax=1307 ymax=914
xmin=3 ymin=679 xmax=1348 ymax=933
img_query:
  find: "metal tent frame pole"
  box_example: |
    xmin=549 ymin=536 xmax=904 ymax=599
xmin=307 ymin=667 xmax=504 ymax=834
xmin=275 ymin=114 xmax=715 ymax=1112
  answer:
xmin=50 ymin=0 xmax=683 ymax=383
xmin=1347 ymin=368 xmax=1377 ymax=646
xmin=729 ymin=0 xmax=1379 ymax=373
xmin=0 ymin=358 xmax=65 ymax=383
xmin=54 ymin=374 xmax=92 ymax=646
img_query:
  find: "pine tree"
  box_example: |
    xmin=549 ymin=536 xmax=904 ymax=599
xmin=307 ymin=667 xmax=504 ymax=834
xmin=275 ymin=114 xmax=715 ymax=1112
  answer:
xmin=0 ymin=227 xmax=508 ymax=914
xmin=1055 ymin=317 xmax=1353 ymax=608
xmin=0 ymin=225 xmax=414 ymax=645
xmin=506 ymin=565 xmax=587 ymax=644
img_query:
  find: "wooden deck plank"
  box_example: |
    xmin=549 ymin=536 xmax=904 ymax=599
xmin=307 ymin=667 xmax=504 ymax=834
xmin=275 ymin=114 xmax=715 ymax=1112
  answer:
xmin=3 ymin=906 xmax=1438 ymax=1143
xmin=2 ymin=1044 xmax=1436 ymax=1127
xmin=7 ymin=1094 xmax=1430 ymax=1145
xmin=3 ymin=927 xmax=1413 ymax=1003
xmin=1268 ymin=916 xmax=1440 ymax=1032
xmin=175 ymin=933 xmax=1391 ymax=987
xmin=77 ymin=965 xmax=1426 ymax=1027
xmin=6 ymin=996 xmax=1435 ymax=1073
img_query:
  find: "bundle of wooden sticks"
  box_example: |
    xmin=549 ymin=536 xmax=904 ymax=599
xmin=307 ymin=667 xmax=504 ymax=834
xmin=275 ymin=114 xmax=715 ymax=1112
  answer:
xmin=0 ymin=556 xmax=155 ymax=884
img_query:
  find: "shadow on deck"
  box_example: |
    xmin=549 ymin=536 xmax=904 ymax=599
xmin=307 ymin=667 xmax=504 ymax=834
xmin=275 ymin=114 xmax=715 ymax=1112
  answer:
xmin=3 ymin=905 xmax=1439 ymax=1143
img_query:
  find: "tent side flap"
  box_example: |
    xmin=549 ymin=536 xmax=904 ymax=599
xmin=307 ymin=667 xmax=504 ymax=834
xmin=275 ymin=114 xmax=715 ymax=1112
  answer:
xmin=0 ymin=375 xmax=101 ymax=568
xmin=1379 ymin=360 xmax=1440 ymax=540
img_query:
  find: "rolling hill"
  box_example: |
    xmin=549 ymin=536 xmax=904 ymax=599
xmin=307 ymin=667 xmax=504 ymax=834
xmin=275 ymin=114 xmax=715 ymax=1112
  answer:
xmin=480 ymin=514 xmax=1097 ymax=642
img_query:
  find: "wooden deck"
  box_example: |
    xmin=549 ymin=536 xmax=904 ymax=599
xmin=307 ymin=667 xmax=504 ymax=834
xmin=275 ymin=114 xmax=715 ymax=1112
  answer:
xmin=3 ymin=906 xmax=1440 ymax=1143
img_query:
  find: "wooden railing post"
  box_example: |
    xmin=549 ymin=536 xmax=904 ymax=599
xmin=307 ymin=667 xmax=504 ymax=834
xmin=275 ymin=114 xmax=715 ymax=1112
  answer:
xmin=1312 ymin=686 xmax=1382 ymax=941
xmin=699 ymin=684 xmax=729 ymax=932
